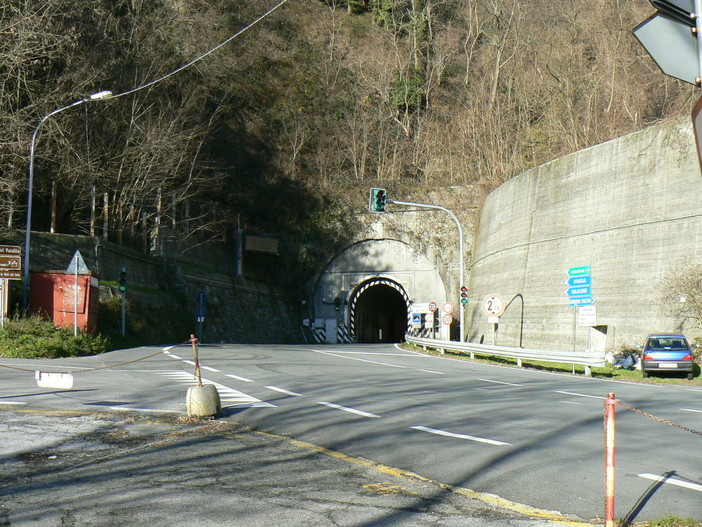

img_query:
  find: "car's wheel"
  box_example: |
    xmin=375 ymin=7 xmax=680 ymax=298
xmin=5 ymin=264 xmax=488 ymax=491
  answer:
xmin=642 ymin=370 xmax=649 ymax=378
xmin=687 ymin=372 xmax=694 ymax=380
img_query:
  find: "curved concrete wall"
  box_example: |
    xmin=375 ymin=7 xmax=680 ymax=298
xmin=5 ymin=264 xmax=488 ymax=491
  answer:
xmin=466 ymin=119 xmax=702 ymax=351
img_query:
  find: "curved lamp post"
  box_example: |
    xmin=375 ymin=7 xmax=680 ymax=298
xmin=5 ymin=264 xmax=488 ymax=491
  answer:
xmin=23 ymin=90 xmax=112 ymax=310
xmin=387 ymin=199 xmax=465 ymax=342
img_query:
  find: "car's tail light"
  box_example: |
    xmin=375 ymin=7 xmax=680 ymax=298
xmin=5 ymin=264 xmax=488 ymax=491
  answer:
xmin=644 ymin=354 xmax=654 ymax=360
xmin=683 ymin=355 xmax=693 ymax=361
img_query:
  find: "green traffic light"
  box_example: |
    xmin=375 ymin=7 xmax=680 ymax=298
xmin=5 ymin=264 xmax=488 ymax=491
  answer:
xmin=371 ymin=188 xmax=387 ymax=212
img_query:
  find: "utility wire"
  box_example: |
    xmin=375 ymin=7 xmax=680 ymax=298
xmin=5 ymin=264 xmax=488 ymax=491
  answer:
xmin=110 ymin=0 xmax=292 ymax=100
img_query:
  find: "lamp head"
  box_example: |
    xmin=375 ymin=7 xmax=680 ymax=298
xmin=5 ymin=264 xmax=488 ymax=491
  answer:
xmin=88 ymin=90 xmax=113 ymax=100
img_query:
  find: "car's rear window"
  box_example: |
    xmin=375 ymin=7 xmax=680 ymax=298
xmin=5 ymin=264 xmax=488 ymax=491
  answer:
xmin=646 ymin=337 xmax=689 ymax=351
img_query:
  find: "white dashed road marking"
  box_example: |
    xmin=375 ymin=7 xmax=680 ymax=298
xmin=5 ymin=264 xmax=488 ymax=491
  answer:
xmin=318 ymin=401 xmax=380 ymax=418
xmin=412 ymin=425 xmax=510 ymax=446
xmin=265 ymin=386 xmax=304 ymax=397
xmin=639 ymin=473 xmax=702 ymax=493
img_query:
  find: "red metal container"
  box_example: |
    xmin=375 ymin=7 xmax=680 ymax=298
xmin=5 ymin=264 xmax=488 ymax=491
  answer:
xmin=29 ymin=271 xmax=100 ymax=334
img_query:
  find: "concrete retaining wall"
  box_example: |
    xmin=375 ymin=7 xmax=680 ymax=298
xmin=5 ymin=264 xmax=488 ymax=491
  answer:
xmin=1 ymin=232 xmax=298 ymax=344
xmin=466 ymin=118 xmax=702 ymax=351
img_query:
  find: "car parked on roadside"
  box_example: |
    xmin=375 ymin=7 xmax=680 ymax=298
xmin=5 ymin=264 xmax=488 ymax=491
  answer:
xmin=641 ymin=334 xmax=695 ymax=380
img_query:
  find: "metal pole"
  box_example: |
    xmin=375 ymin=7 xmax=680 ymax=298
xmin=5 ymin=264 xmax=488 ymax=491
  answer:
xmin=0 ymin=279 xmax=4 ymax=329
xmin=389 ymin=200 xmax=465 ymax=342
xmin=121 ymin=290 xmax=126 ymax=337
xmin=74 ymin=266 xmax=79 ymax=336
xmin=696 ymin=0 xmax=702 ymax=85
xmin=573 ymin=306 xmax=577 ymax=352
xmin=604 ymin=393 xmax=617 ymax=527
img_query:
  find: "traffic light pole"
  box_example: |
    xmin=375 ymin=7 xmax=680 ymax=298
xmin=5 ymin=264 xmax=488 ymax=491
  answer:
xmin=121 ymin=289 xmax=126 ymax=337
xmin=388 ymin=200 xmax=465 ymax=342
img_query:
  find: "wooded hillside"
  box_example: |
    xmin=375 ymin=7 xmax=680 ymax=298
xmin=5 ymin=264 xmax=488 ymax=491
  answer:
xmin=0 ymin=0 xmax=694 ymax=292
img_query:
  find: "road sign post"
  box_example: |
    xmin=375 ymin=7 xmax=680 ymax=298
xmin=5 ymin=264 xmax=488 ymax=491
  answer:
xmin=482 ymin=294 xmax=505 ymax=346
xmin=635 ymin=0 xmax=702 ymax=170
xmin=566 ymin=266 xmax=595 ymax=352
xmin=0 ymin=246 xmax=22 ymax=329
xmin=66 ymin=250 xmax=90 ymax=337
xmin=197 ymin=292 xmax=208 ymax=342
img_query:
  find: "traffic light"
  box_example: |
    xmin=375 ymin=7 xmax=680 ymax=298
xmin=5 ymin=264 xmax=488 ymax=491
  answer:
xmin=118 ymin=270 xmax=127 ymax=293
xmin=460 ymin=286 xmax=468 ymax=305
xmin=334 ymin=297 xmax=341 ymax=311
xmin=369 ymin=188 xmax=387 ymax=213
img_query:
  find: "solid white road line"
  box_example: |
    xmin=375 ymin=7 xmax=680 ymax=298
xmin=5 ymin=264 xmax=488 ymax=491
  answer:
xmin=478 ymin=378 xmax=523 ymax=387
xmin=0 ymin=401 xmax=27 ymax=405
xmin=318 ymin=401 xmax=380 ymax=418
xmin=639 ymin=473 xmax=702 ymax=493
xmin=266 ymin=386 xmax=304 ymax=397
xmin=322 ymin=351 xmax=419 ymax=356
xmin=310 ymin=349 xmax=408 ymax=369
xmin=554 ymin=390 xmax=605 ymax=400
xmin=412 ymin=425 xmax=510 ymax=446
xmin=226 ymin=374 xmax=255 ymax=383
xmin=417 ymin=369 xmax=445 ymax=375
xmin=681 ymin=408 xmax=702 ymax=414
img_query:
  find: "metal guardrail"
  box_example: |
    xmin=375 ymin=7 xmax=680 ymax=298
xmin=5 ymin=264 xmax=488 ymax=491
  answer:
xmin=405 ymin=335 xmax=606 ymax=376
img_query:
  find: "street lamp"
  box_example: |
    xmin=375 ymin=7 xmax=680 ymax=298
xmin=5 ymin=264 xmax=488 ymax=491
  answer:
xmin=386 ymin=199 xmax=465 ymax=342
xmin=23 ymin=90 xmax=113 ymax=309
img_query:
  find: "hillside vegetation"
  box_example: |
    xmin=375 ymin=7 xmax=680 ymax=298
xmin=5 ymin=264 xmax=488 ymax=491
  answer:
xmin=0 ymin=0 xmax=695 ymax=293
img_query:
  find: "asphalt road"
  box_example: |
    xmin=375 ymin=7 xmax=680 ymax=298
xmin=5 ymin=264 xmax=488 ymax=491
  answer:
xmin=1 ymin=343 xmax=701 ymax=524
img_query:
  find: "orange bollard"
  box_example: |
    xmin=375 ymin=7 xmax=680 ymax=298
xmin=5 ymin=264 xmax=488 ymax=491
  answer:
xmin=190 ymin=334 xmax=202 ymax=387
xmin=605 ymin=393 xmax=617 ymax=527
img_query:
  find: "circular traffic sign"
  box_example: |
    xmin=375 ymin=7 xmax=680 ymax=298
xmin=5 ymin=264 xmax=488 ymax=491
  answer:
xmin=442 ymin=313 xmax=453 ymax=325
xmin=482 ymin=294 xmax=505 ymax=317
xmin=428 ymin=301 xmax=438 ymax=312
xmin=443 ymin=302 xmax=453 ymax=314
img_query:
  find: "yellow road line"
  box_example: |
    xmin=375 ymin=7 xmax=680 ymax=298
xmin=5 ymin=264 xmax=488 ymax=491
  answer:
xmin=256 ymin=429 xmax=595 ymax=527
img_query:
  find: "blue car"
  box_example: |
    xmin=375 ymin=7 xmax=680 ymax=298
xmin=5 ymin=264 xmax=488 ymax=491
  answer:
xmin=641 ymin=334 xmax=695 ymax=380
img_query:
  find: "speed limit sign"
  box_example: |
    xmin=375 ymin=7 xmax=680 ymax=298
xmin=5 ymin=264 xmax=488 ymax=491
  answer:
xmin=482 ymin=294 xmax=505 ymax=317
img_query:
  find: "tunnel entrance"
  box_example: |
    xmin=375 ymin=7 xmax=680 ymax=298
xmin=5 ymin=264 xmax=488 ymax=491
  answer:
xmin=351 ymin=280 xmax=409 ymax=343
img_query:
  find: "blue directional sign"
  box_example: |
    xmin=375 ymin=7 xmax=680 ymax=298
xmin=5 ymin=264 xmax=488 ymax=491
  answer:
xmin=567 ymin=286 xmax=592 ymax=297
xmin=569 ymin=296 xmax=595 ymax=306
xmin=566 ymin=266 xmax=594 ymax=306
xmin=568 ymin=265 xmax=591 ymax=276
xmin=567 ymin=275 xmax=591 ymax=287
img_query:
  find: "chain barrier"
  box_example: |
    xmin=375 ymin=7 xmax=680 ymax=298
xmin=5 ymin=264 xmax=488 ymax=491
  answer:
xmin=614 ymin=398 xmax=702 ymax=437
xmin=0 ymin=339 xmax=192 ymax=375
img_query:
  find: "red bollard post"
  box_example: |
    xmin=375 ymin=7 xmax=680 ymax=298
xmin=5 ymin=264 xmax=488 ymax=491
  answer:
xmin=190 ymin=334 xmax=202 ymax=387
xmin=605 ymin=393 xmax=617 ymax=527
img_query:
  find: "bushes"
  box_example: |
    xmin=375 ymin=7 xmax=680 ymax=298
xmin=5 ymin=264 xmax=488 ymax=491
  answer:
xmin=0 ymin=315 xmax=111 ymax=359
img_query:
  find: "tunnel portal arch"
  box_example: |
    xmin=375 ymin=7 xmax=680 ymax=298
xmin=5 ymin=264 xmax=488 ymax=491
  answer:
xmin=350 ymin=278 xmax=410 ymax=343
xmin=309 ymin=238 xmax=447 ymax=343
